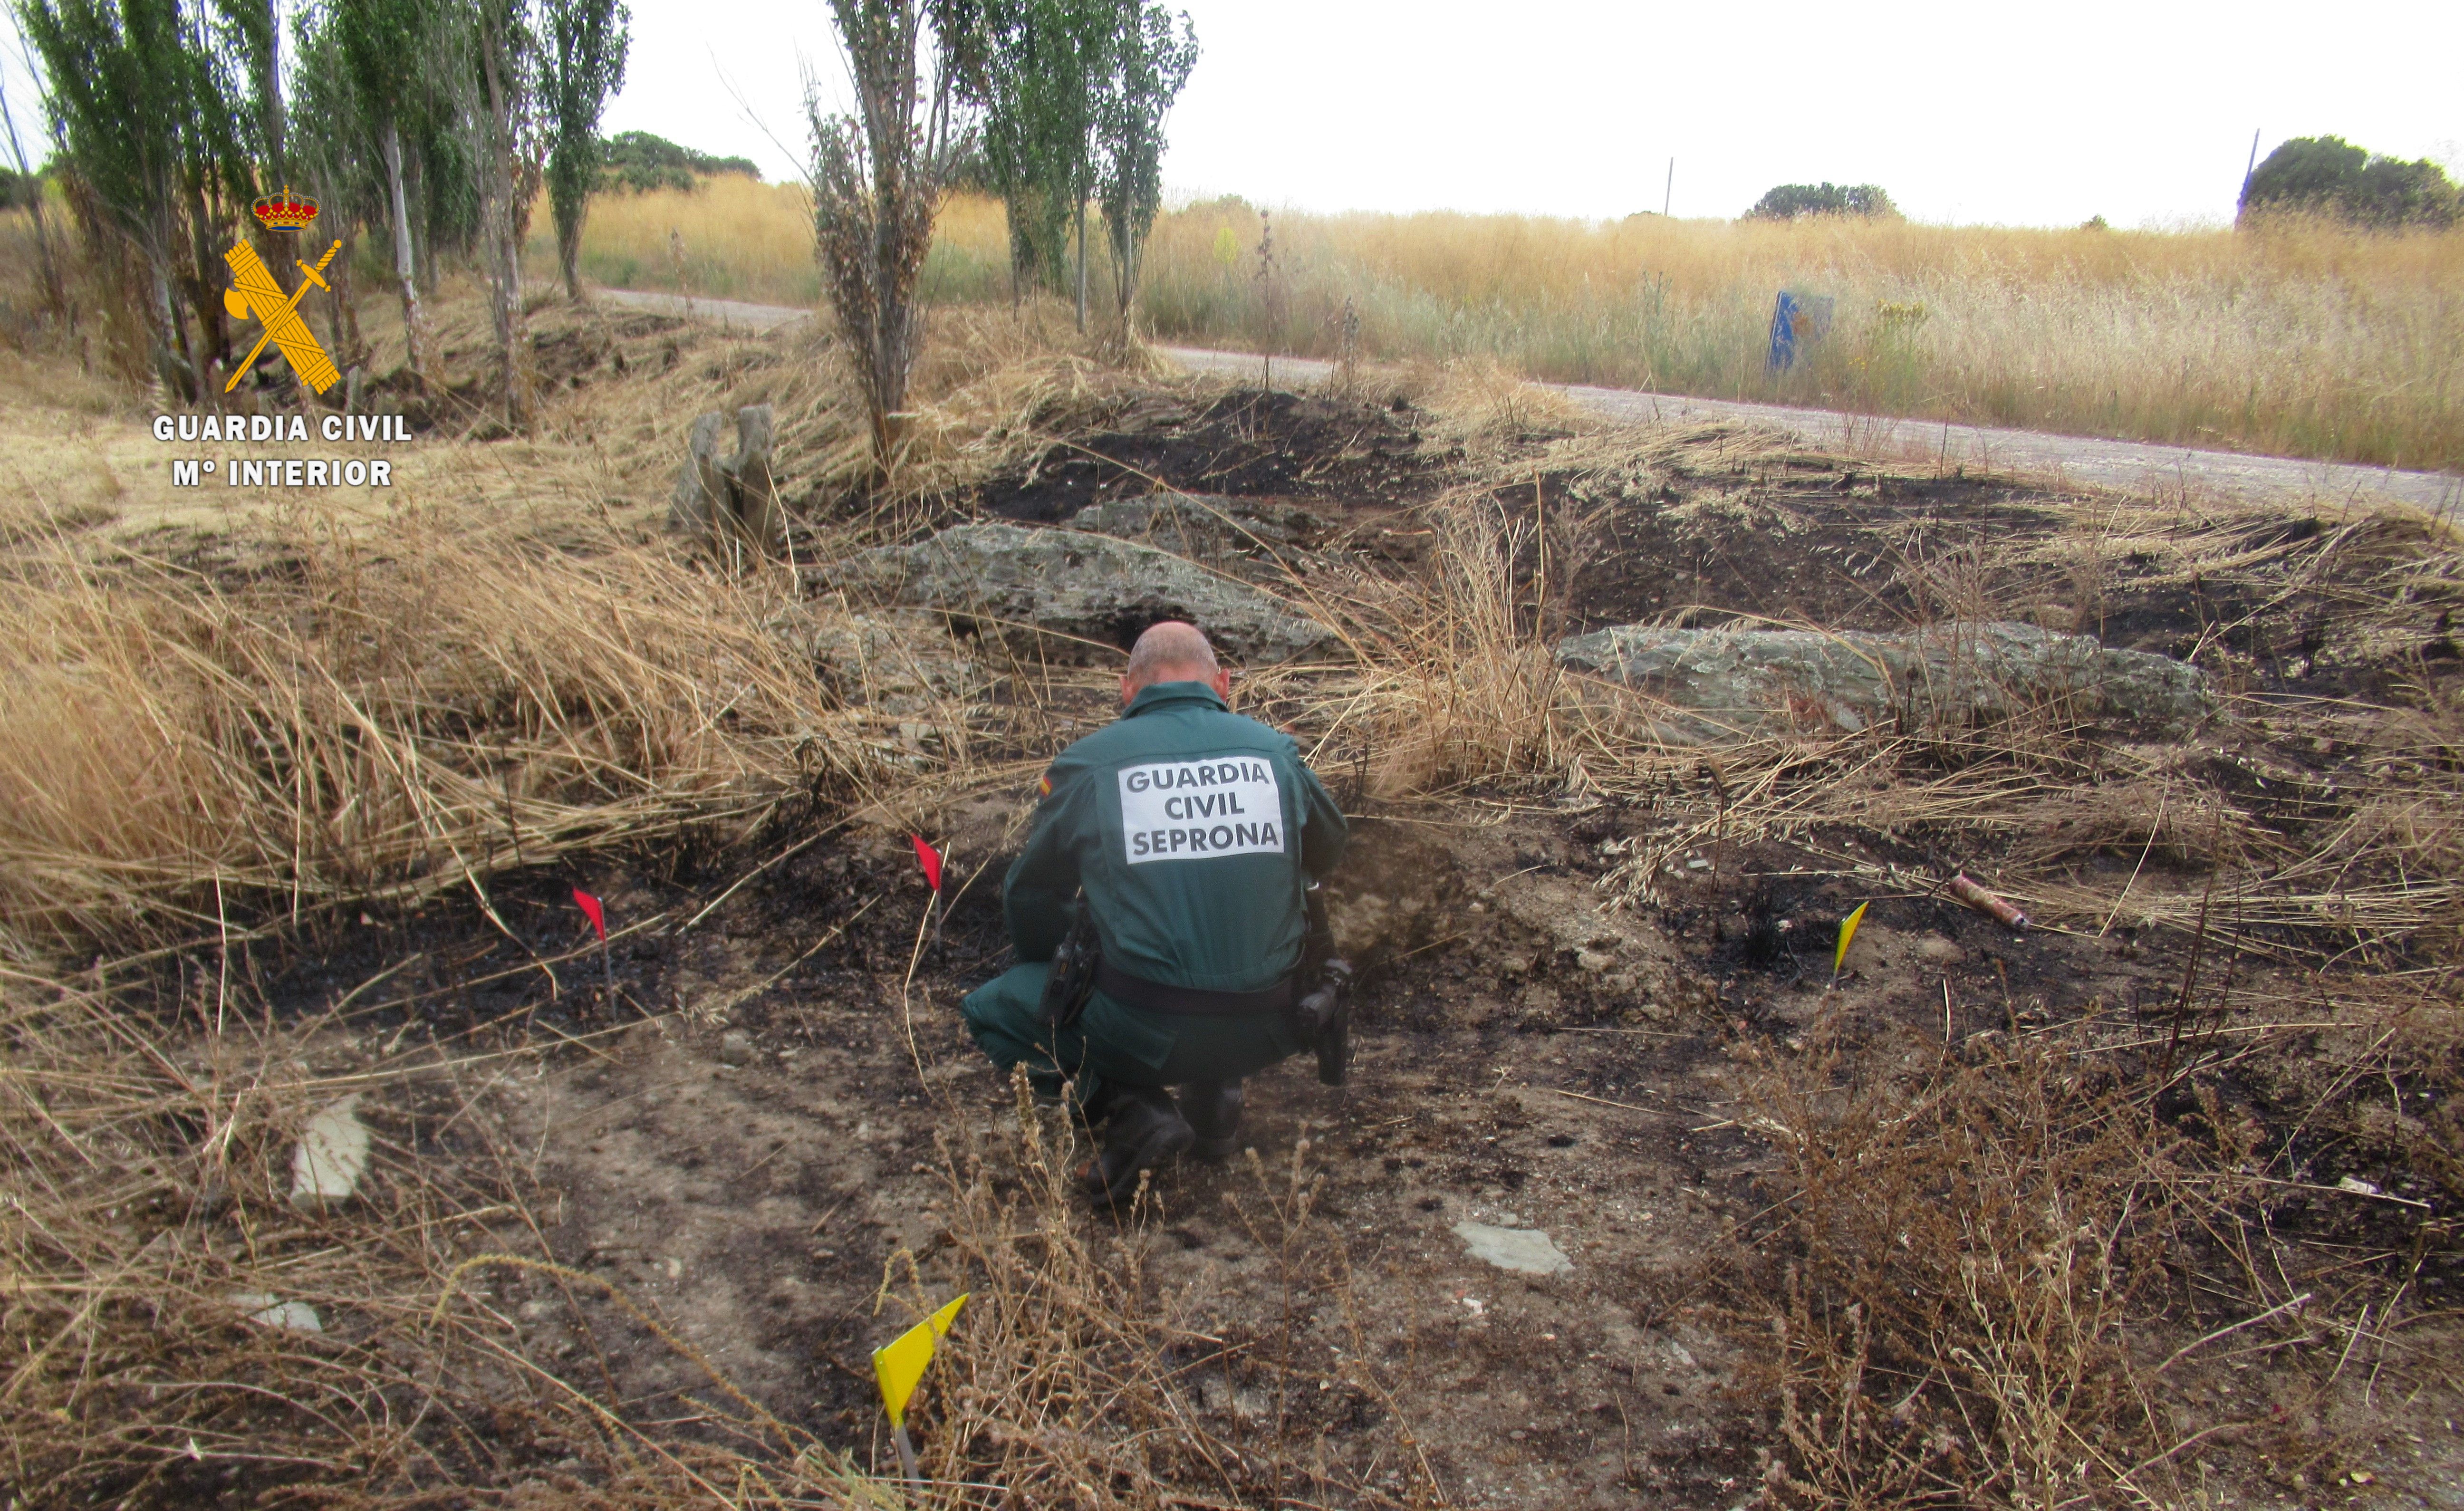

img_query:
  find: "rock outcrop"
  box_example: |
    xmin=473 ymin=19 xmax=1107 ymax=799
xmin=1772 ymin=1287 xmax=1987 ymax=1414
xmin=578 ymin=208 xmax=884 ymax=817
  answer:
xmin=817 ymin=521 xmax=1335 ymax=664
xmin=1066 ymin=494 xmax=1327 ymax=558
xmin=669 ymin=405 xmax=783 ymax=553
xmin=1556 ymin=620 xmax=2214 ymax=739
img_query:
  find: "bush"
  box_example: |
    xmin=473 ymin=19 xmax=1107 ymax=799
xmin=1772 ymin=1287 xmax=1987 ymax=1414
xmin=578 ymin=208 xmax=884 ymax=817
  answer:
xmin=597 ymin=130 xmax=762 ymax=193
xmin=2242 ymin=136 xmax=2458 ymax=229
xmin=1745 ymin=182 xmax=1898 ymax=221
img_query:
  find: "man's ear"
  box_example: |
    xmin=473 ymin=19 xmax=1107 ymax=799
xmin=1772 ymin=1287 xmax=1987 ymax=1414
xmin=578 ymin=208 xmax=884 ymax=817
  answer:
xmin=1120 ymin=673 xmax=1137 ymax=707
xmin=1210 ymin=666 xmax=1233 ymax=701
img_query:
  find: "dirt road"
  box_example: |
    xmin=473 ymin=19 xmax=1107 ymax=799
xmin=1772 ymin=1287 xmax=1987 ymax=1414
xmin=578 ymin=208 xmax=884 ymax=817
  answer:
xmin=597 ymin=286 xmax=2460 ymax=514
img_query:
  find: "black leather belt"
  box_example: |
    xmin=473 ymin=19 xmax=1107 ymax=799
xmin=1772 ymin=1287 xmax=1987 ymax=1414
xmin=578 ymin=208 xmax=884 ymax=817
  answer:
xmin=1095 ymin=959 xmax=1295 ymax=1016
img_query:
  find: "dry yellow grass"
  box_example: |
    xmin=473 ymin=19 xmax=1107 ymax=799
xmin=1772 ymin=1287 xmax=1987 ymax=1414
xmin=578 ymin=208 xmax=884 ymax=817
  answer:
xmin=1139 ymin=202 xmax=2464 ymax=471
xmin=521 ymin=178 xmax=1013 ymax=308
xmin=491 ymin=181 xmax=2464 ymax=471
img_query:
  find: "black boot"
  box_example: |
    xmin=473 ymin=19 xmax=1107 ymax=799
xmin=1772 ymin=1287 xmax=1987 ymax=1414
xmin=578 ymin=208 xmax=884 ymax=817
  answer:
xmin=1176 ymin=1080 xmax=1244 ymax=1160
xmin=1080 ymin=1085 xmax=1193 ymax=1204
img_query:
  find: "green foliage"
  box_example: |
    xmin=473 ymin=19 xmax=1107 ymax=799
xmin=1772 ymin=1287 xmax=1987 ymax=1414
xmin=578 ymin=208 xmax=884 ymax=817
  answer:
xmin=940 ymin=0 xmax=1115 ymax=291
xmin=941 ymin=0 xmax=1196 ymax=313
xmin=597 ymin=130 xmax=759 ymax=192
xmin=1096 ymin=0 xmax=1194 ymax=323
xmin=539 ymin=0 xmax=628 ymax=295
xmin=2242 ymin=136 xmax=2458 ymax=229
xmin=16 ymin=0 xmax=262 ymax=389
xmin=287 ymin=2 xmax=378 ymax=222
xmin=317 ymin=0 xmax=478 ymax=262
xmin=1745 ymin=182 xmax=1899 ymax=221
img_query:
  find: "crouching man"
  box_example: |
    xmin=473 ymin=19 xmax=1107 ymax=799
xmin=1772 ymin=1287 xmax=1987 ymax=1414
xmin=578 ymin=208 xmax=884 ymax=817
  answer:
xmin=961 ymin=621 xmax=1349 ymax=1203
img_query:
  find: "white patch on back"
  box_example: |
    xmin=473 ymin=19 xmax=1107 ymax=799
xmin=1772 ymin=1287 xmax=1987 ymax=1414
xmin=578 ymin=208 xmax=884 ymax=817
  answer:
xmin=1118 ymin=756 xmax=1284 ymax=865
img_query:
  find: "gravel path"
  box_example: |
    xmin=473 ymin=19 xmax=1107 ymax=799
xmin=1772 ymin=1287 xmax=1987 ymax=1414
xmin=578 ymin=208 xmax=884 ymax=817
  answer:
xmin=597 ymin=288 xmax=2460 ymax=513
xmin=601 ymin=286 xmax=819 ymax=333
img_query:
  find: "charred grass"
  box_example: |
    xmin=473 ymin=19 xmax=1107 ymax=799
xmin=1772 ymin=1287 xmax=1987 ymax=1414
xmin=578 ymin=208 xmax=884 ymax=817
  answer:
xmin=2 ymin=269 xmax=2461 ymax=1508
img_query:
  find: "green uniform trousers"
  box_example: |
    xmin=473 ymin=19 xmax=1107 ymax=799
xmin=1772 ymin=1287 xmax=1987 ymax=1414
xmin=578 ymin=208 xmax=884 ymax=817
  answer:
xmin=961 ymin=961 xmax=1306 ymax=1110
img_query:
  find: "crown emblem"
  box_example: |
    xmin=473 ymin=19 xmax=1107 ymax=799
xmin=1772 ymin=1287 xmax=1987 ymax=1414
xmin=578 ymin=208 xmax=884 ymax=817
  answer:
xmin=252 ymin=185 xmax=319 ymax=231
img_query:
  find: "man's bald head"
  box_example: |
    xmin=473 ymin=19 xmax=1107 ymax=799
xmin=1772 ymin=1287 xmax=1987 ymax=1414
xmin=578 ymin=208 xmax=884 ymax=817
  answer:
xmin=1122 ymin=621 xmax=1231 ymax=704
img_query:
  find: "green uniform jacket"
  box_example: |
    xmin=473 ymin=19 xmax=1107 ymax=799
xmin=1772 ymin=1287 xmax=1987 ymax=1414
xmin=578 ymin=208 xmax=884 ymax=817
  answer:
xmin=1004 ymin=682 xmax=1349 ymax=992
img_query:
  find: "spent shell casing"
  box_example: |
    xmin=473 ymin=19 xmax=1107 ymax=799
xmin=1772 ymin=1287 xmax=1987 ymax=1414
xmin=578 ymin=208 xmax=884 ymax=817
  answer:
xmin=1948 ymin=873 xmax=2029 ymax=929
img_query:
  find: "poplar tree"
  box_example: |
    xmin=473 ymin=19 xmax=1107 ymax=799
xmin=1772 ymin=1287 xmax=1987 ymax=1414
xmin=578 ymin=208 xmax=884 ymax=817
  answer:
xmin=325 ymin=0 xmax=453 ymax=380
xmin=1095 ymin=0 xmax=1193 ymax=332
xmin=469 ymin=0 xmax=539 ymax=423
xmin=943 ymin=0 xmax=1193 ymax=329
xmin=539 ymin=0 xmax=629 ymax=301
xmin=940 ymin=0 xmax=1109 ymax=308
xmin=17 ymin=0 xmax=256 ymax=394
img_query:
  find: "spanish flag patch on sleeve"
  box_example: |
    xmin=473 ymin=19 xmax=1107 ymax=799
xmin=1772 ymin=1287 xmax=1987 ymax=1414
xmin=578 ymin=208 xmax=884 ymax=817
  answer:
xmin=1037 ymin=772 xmax=1054 ymax=798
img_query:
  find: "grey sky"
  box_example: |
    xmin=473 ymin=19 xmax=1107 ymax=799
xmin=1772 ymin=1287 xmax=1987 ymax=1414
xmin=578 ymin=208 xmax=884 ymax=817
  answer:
xmin=4 ymin=0 xmax=2456 ymax=227
xmin=599 ymin=0 xmax=2460 ymax=227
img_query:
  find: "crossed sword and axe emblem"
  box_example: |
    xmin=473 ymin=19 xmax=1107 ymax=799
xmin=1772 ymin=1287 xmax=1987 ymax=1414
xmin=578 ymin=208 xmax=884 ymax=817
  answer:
xmin=222 ymin=239 xmax=343 ymax=395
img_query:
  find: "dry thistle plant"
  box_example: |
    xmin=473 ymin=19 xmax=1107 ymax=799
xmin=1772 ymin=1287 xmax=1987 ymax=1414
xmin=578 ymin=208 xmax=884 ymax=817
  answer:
xmin=897 ymin=1069 xmax=1434 ymax=1508
xmin=1733 ymin=1020 xmax=2225 ymax=1511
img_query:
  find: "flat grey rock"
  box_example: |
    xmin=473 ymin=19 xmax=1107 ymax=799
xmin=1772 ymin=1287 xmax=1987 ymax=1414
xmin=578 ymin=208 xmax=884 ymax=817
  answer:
xmin=816 ymin=521 xmax=1334 ymax=664
xmin=1556 ymin=620 xmax=2212 ymax=740
xmin=1453 ymin=1219 xmax=1574 ymax=1275
xmin=1067 ymin=494 xmax=1326 ymax=555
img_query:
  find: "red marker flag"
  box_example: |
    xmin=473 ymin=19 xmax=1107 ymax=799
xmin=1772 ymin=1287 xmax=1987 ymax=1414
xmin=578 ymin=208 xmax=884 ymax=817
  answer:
xmin=572 ymin=888 xmax=607 ymax=942
xmin=911 ymin=835 xmax=944 ymax=893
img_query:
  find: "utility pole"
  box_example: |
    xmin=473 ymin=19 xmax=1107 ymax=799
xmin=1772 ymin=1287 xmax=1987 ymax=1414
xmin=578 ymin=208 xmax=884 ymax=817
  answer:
xmin=2239 ymin=128 xmax=2261 ymax=212
xmin=1664 ymin=157 xmax=1674 ymax=217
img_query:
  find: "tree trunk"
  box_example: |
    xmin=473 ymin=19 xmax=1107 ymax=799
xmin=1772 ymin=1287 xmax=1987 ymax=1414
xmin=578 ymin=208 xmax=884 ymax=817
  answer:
xmin=557 ymin=189 xmax=586 ymax=302
xmin=381 ymin=121 xmax=432 ymax=382
xmin=1074 ymin=196 xmax=1087 ymax=333
xmin=149 ymin=188 xmax=197 ymax=401
xmin=254 ymin=0 xmax=285 ymax=183
xmin=183 ymin=173 xmax=231 ymax=371
xmin=478 ymin=28 xmax=527 ymax=426
xmin=327 ymin=219 xmax=364 ymax=366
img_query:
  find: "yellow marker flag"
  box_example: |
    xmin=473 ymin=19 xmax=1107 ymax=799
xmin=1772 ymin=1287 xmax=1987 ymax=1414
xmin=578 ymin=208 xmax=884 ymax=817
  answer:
xmin=1834 ymin=901 xmax=1870 ymax=976
xmin=872 ymin=1293 xmax=968 ymax=1428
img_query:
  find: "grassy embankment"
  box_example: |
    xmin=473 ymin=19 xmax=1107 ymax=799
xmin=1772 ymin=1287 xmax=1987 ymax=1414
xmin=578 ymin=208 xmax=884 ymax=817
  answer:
xmin=540 ymin=179 xmax=2464 ymax=471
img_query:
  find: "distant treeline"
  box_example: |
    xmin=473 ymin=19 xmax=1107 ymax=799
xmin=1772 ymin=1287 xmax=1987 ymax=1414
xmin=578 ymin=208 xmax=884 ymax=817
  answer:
xmin=2242 ymin=136 xmax=2458 ymax=230
xmin=597 ymin=130 xmax=760 ymax=192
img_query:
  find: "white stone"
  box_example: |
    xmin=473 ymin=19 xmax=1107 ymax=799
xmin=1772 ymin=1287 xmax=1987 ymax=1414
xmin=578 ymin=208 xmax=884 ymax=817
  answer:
xmin=1453 ymin=1220 xmax=1573 ymax=1276
xmin=289 ymin=1094 xmax=370 ymax=1213
xmin=229 ymin=1292 xmax=323 ymax=1333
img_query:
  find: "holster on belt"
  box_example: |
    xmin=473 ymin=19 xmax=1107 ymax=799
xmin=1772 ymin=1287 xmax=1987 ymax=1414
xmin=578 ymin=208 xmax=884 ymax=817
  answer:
xmin=1295 ymin=884 xmax=1354 ymax=1087
xmin=1038 ymin=895 xmax=1101 ymax=1030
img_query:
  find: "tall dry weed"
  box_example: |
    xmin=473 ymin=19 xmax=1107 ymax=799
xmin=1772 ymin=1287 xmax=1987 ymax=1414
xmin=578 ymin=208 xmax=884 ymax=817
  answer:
xmin=1735 ymin=1023 xmax=2218 ymax=1509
